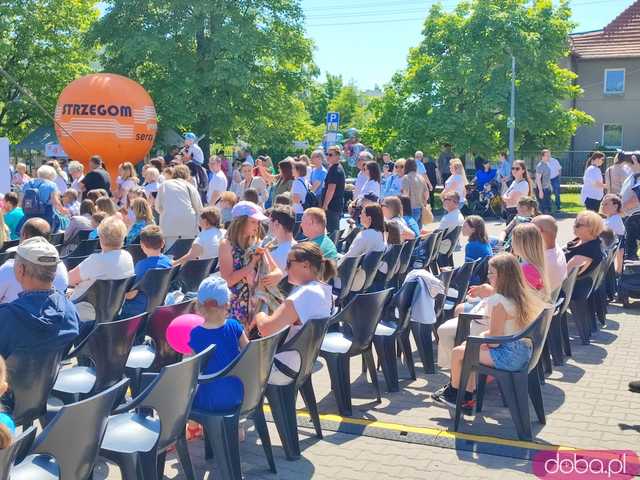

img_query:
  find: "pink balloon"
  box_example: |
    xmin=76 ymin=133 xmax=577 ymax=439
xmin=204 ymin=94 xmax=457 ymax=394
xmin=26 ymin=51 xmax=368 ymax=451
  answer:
xmin=166 ymin=314 xmax=205 ymax=354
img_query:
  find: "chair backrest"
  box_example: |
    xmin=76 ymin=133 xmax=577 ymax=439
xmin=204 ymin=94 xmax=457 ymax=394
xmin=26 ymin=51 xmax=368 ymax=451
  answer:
xmin=136 ymin=266 xmax=179 ymax=316
xmin=125 ymin=243 xmax=146 ymax=264
xmin=381 ymin=244 xmax=403 ymax=285
xmin=428 ymin=229 xmax=445 ymax=266
xmin=358 ymin=250 xmax=385 ymax=293
xmin=396 ymin=238 xmax=418 ymax=276
xmin=328 ymin=229 xmax=340 ymax=246
xmin=74 ymin=277 xmax=134 ymax=324
xmin=558 ymin=267 xmax=579 ymax=317
xmin=521 ymin=307 xmax=555 ymax=373
xmin=0 ymin=250 xmax=16 ymax=267
xmin=418 ymin=232 xmax=437 ymax=267
xmin=440 ymin=226 xmax=462 ymax=257
xmin=0 ymin=240 xmax=19 ymax=253
xmin=164 ymin=238 xmax=194 ymax=259
xmin=338 ymin=226 xmax=361 ymax=253
xmin=68 ymin=239 xmax=100 ymax=257
xmin=338 ymin=289 xmax=394 ymax=354
xmin=0 ymin=425 xmax=36 ymax=479
xmin=336 ymin=255 xmax=362 ymax=302
xmin=5 ymin=347 xmax=65 ymax=426
xmin=277 ymin=317 xmax=332 ymax=390
xmin=77 ymin=230 xmax=92 ymax=241
xmin=63 ymin=255 xmax=89 ymax=270
xmin=449 ymin=261 xmax=476 ymax=306
xmin=434 ymin=269 xmax=455 ymax=319
xmin=175 ymin=258 xmax=215 ymax=293
xmin=140 ymin=346 xmax=214 ymax=451
xmin=49 ymin=232 xmax=65 ymax=246
xmin=594 ymin=244 xmax=618 ymax=289
xmin=30 ymin=379 xmax=128 ymax=480
xmin=572 ymin=259 xmax=604 ymax=299
xmin=472 ymin=256 xmax=490 ymax=284
xmin=148 ymin=300 xmax=194 ymax=371
xmin=389 ymin=280 xmax=419 ymax=334
xmin=77 ymin=314 xmax=145 ymax=394
xmin=223 ymin=329 xmax=288 ymax=415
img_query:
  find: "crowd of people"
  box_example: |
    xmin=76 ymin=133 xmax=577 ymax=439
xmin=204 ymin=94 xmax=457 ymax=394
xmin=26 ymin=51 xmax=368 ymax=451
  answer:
xmin=1 ymin=135 xmax=639 ymax=455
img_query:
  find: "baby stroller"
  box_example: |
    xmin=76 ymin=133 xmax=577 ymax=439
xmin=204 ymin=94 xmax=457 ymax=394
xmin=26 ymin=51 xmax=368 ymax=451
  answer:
xmin=478 ymin=181 xmax=503 ymax=218
xmin=618 ymin=260 xmax=640 ymax=308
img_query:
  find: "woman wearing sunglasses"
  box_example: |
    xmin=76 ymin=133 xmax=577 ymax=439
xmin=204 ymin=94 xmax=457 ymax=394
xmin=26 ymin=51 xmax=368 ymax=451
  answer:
xmin=501 ymin=160 xmax=533 ymax=223
xmin=565 ymin=210 xmax=604 ymax=279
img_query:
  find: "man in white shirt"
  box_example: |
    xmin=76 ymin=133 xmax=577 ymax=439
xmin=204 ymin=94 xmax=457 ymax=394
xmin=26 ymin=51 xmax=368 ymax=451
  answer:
xmin=269 ymin=206 xmax=297 ymax=272
xmin=546 ymin=150 xmax=562 ymax=211
xmin=207 ymin=155 xmax=228 ymax=205
xmin=353 ymin=151 xmax=372 ymax=199
xmin=183 ymin=132 xmax=204 ymax=165
xmin=532 ymin=215 xmax=567 ymax=292
xmin=0 ymin=218 xmax=69 ymax=304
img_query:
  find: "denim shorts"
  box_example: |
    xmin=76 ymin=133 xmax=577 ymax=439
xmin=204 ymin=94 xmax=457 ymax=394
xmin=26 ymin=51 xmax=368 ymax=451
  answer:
xmin=489 ymin=339 xmax=532 ymax=371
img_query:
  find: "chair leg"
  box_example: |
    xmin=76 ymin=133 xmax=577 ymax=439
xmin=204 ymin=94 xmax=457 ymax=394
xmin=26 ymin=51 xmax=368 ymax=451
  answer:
xmin=175 ymin=435 xmax=196 ymax=480
xmin=561 ymin=312 xmax=572 ymax=357
xmin=265 ymin=383 xmax=301 ymax=461
xmin=322 ymin=353 xmax=352 ymax=417
xmin=253 ymin=399 xmax=277 ymax=473
xmin=373 ymin=336 xmax=399 ymax=393
xmin=569 ymin=301 xmax=591 ymax=345
xmin=528 ymin=370 xmax=546 ymax=425
xmin=475 ymin=374 xmax=487 ymax=413
xmin=410 ymin=322 xmax=435 ymax=374
xmin=537 ymin=361 xmax=546 ymax=385
xmin=399 ymin=330 xmax=417 ymax=380
xmin=299 ymin=377 xmax=323 ymax=439
xmin=541 ymin=341 xmax=552 ymax=375
xmin=363 ymin=348 xmax=382 ymax=402
xmin=200 ymin=413 xmax=242 ymax=480
xmin=139 ymin=447 xmax=160 ymax=480
xmin=548 ymin=314 xmax=565 ymax=366
xmin=497 ymin=375 xmax=525 ymax=440
xmin=110 ymin=452 xmax=139 ymax=480
xmin=156 ymin=451 xmax=167 ymax=479
xmin=511 ymin=373 xmax=533 ymax=441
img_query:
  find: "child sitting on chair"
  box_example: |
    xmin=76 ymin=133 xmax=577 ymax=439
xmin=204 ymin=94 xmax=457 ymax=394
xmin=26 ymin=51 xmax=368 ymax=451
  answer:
xmin=0 ymin=356 xmax=15 ymax=449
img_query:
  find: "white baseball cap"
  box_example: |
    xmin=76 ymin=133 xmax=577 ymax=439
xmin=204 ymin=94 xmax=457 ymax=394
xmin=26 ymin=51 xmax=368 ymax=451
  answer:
xmin=231 ymin=201 xmax=268 ymax=221
xmin=16 ymin=237 xmax=60 ymax=266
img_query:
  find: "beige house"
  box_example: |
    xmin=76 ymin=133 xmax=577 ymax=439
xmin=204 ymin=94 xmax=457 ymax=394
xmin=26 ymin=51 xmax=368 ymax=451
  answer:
xmin=570 ymin=0 xmax=640 ymax=153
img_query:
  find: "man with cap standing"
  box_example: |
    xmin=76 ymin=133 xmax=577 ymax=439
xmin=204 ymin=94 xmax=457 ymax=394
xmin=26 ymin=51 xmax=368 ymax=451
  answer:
xmin=0 ymin=237 xmax=79 ymax=358
xmin=183 ymin=132 xmax=204 ymax=165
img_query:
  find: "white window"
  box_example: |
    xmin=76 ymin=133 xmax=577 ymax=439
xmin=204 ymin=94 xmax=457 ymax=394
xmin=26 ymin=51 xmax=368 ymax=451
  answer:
xmin=604 ymin=69 xmax=625 ymax=94
xmin=603 ymin=124 xmax=623 ymax=148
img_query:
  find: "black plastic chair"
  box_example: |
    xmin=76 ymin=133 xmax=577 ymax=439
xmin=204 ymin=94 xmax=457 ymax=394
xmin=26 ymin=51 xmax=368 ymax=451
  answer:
xmin=428 ymin=229 xmax=446 ymax=273
xmin=265 ymin=316 xmax=332 ymax=460
xmin=438 ymin=260 xmax=477 ymax=326
xmin=190 ymin=329 xmax=288 ymax=480
xmin=568 ymin=260 xmax=604 ymax=345
xmin=77 ymin=230 xmax=92 ymax=241
xmin=174 ymin=258 xmax=215 ymax=293
xmin=127 ymin=300 xmax=194 ymax=376
xmin=590 ymin=244 xmax=618 ymax=329
xmin=412 ymin=232 xmax=437 ymax=269
xmin=436 ymin=226 xmax=462 ymax=270
xmin=337 ymin=226 xmax=360 ymax=254
xmin=100 ymin=346 xmax=214 ymax=480
xmin=64 ymin=239 xmax=99 ymax=258
xmin=125 ymin=243 xmax=147 ymax=264
xmin=130 ymin=266 xmax=178 ymax=318
xmin=4 ymin=348 xmax=66 ymax=427
xmin=374 ymin=281 xmax=419 ymax=392
xmin=368 ymin=244 xmax=403 ymax=292
xmin=471 ymin=255 xmax=490 ymax=285
xmin=0 ymin=425 xmax=36 ymax=479
xmin=334 ymin=255 xmax=363 ymax=308
xmin=11 ymin=379 xmax=128 ymax=480
xmin=355 ymin=250 xmax=385 ymax=295
xmin=410 ymin=268 xmax=453 ymax=374
xmin=63 ymin=255 xmax=89 ymax=270
xmin=52 ymin=315 xmax=144 ymax=403
xmin=545 ymin=268 xmax=579 ymax=368
xmin=393 ymin=238 xmax=418 ymax=287
xmin=73 ymin=277 xmax=134 ymax=324
xmin=0 ymin=239 xmax=19 ymax=253
xmin=319 ymin=289 xmax=393 ymax=416
xmin=48 ymin=232 xmax=64 ymax=246
xmin=454 ymin=307 xmax=555 ymax=441
xmin=164 ymin=238 xmax=194 ymax=259
xmin=0 ymin=250 xmax=16 ymax=267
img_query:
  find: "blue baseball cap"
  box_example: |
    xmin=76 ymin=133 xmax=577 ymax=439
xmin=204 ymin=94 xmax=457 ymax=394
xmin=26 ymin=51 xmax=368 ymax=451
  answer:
xmin=184 ymin=132 xmax=197 ymax=141
xmin=197 ymin=275 xmax=231 ymax=306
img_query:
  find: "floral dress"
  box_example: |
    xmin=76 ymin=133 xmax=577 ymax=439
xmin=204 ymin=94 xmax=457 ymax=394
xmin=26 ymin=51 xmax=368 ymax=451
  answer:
xmin=230 ymin=244 xmax=250 ymax=328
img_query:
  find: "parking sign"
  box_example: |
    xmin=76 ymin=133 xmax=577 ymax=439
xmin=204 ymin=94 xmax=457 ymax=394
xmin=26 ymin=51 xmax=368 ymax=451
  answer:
xmin=326 ymin=112 xmax=340 ymax=132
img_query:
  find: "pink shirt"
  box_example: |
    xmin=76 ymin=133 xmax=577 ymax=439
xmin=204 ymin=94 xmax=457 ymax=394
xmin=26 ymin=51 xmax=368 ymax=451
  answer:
xmin=521 ymin=262 xmax=544 ymax=291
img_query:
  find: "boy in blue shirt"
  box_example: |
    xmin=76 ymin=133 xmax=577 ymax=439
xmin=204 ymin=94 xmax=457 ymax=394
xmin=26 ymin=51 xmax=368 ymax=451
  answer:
xmin=121 ymin=225 xmax=172 ymax=318
xmin=189 ymin=276 xmax=249 ymax=414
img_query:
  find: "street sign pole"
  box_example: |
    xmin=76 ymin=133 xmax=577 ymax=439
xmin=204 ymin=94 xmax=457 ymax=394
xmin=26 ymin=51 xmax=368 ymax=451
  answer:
xmin=508 ymin=55 xmax=516 ymax=163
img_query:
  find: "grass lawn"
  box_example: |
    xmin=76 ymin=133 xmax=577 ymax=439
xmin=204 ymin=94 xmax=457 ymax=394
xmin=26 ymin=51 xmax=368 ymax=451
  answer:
xmin=430 ymin=192 xmax=583 ymax=216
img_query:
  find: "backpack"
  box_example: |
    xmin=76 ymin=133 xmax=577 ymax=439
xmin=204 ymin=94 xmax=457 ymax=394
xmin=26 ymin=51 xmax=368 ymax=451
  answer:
xmin=298 ymin=178 xmax=319 ymax=209
xmin=188 ymin=161 xmax=209 ymax=194
xmin=22 ymin=180 xmax=48 ymax=217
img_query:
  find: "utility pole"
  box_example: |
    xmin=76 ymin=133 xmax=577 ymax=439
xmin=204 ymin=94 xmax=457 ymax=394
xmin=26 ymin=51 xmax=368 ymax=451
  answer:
xmin=508 ymin=54 xmax=516 ymax=163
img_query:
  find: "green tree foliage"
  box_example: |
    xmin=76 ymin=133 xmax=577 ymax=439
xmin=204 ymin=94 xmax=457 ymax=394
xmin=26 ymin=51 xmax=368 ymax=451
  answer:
xmin=0 ymin=0 xmax=98 ymax=141
xmin=366 ymin=0 xmax=592 ymax=157
xmin=91 ymin=0 xmax=317 ymax=157
xmin=303 ymin=73 xmax=344 ymax=125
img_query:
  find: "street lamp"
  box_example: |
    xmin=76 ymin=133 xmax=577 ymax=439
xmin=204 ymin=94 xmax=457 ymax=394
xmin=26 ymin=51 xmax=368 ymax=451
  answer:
xmin=508 ymin=54 xmax=516 ymax=164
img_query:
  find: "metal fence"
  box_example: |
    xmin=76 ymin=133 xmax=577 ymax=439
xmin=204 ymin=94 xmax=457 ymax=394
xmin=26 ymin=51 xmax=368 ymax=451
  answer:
xmin=517 ymin=150 xmax=615 ymax=180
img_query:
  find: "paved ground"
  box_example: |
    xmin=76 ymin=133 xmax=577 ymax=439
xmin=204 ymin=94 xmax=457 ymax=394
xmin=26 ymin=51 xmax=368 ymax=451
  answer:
xmin=102 ymin=217 xmax=640 ymax=479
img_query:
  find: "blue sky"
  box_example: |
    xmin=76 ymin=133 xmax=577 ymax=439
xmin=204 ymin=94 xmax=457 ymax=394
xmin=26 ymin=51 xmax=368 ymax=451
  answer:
xmin=303 ymin=0 xmax=636 ymax=89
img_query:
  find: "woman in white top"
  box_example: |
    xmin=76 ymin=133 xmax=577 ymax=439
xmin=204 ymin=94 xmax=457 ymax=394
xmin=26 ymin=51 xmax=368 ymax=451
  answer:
xmin=142 ymin=166 xmax=160 ymax=207
xmin=502 ymin=160 xmax=532 ymax=223
xmin=114 ymin=162 xmax=139 ymax=208
xmin=174 ymin=206 xmax=224 ymax=266
xmin=46 ymin=160 xmax=69 ymax=194
xmin=156 ymin=164 xmax=203 ymax=248
xmin=432 ymin=253 xmax=545 ymax=409
xmin=67 ymin=160 xmax=84 ymax=192
xmin=581 ymin=151 xmax=605 ymax=212
xmin=443 ymin=158 xmax=468 ymax=206
xmin=256 ymin=242 xmax=336 ymax=385
xmin=357 ymin=161 xmax=382 ymax=201
xmin=344 ymin=204 xmax=386 ymax=258
xmin=291 ymin=161 xmax=309 ymax=221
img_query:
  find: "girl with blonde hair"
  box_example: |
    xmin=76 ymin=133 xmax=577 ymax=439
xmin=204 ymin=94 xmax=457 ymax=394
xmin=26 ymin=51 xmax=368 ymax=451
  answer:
xmin=126 ymin=197 xmax=155 ymax=244
xmin=511 ymin=223 xmax=549 ymax=299
xmin=115 ymin=161 xmax=140 ymax=207
xmin=433 ymin=253 xmax=546 ymax=410
xmin=443 ymin=158 xmax=468 ymax=206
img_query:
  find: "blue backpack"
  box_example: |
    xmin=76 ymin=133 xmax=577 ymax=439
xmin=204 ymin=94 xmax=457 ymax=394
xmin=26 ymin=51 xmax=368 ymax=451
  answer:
xmin=22 ymin=180 xmax=48 ymax=217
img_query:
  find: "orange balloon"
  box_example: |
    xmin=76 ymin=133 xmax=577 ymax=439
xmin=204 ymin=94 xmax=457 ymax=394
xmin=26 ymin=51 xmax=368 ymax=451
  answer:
xmin=54 ymin=73 xmax=157 ymax=180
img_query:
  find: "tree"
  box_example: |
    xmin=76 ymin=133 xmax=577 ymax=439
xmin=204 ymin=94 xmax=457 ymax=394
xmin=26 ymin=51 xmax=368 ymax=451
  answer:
xmin=91 ymin=0 xmax=316 ymax=159
xmin=303 ymin=73 xmax=343 ymax=125
xmin=0 ymin=0 xmax=98 ymax=142
xmin=366 ymin=0 xmax=592 ymax=157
